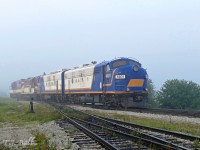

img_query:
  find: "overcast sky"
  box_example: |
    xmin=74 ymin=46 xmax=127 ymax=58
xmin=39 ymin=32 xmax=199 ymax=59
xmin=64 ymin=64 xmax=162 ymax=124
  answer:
xmin=0 ymin=0 xmax=200 ymax=93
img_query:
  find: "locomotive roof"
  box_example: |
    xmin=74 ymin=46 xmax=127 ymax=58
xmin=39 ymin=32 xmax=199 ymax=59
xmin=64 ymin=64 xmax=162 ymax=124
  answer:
xmin=96 ymin=57 xmax=140 ymax=67
xmin=11 ymin=57 xmax=140 ymax=84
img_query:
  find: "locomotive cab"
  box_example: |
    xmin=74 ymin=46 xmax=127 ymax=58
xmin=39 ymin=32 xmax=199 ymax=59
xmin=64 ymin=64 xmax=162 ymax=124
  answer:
xmin=102 ymin=58 xmax=148 ymax=107
xmin=103 ymin=58 xmax=147 ymax=91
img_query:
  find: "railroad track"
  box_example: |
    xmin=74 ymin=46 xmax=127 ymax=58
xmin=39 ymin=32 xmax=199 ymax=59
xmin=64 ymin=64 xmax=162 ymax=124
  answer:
xmin=50 ymin=103 xmax=200 ymax=150
xmin=56 ymin=119 xmax=105 ymax=149
xmin=81 ymin=104 xmax=200 ymax=118
xmin=73 ymin=108 xmax=200 ymax=150
xmin=126 ymin=108 xmax=200 ymax=118
xmin=55 ymin=106 xmax=170 ymax=149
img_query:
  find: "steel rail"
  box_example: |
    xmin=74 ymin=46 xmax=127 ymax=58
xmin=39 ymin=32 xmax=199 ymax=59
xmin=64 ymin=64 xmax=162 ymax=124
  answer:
xmin=49 ymin=103 xmax=199 ymax=150
xmin=57 ymin=109 xmax=119 ymax=150
xmin=75 ymin=110 xmax=190 ymax=150
xmin=88 ymin=104 xmax=200 ymax=118
xmin=98 ymin=115 xmax=200 ymax=141
xmin=55 ymin=104 xmax=177 ymax=149
xmin=74 ymin=117 xmax=177 ymax=150
xmin=72 ymin=106 xmax=200 ymax=141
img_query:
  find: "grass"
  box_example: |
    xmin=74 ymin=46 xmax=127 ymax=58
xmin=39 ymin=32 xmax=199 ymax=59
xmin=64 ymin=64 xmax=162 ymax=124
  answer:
xmin=0 ymin=144 xmax=10 ymax=150
xmin=0 ymin=97 xmax=63 ymax=149
xmin=84 ymin=110 xmax=200 ymax=136
xmin=193 ymin=139 xmax=200 ymax=149
xmin=0 ymin=97 xmax=62 ymax=126
xmin=63 ymin=107 xmax=88 ymax=120
xmin=26 ymin=132 xmax=57 ymax=150
xmin=67 ymin=126 xmax=76 ymax=135
xmin=65 ymin=139 xmax=72 ymax=149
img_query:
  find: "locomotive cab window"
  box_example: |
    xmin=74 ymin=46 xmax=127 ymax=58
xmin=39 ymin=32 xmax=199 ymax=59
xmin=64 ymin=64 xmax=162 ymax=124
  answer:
xmin=112 ymin=60 xmax=127 ymax=68
xmin=129 ymin=60 xmax=141 ymax=67
xmin=105 ymin=64 xmax=111 ymax=72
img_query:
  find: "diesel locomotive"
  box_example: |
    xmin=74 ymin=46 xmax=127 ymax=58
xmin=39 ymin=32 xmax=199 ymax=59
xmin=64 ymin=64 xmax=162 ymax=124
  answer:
xmin=10 ymin=57 xmax=148 ymax=108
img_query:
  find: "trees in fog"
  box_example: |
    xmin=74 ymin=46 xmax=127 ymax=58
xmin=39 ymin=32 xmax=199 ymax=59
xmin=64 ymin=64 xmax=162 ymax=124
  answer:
xmin=147 ymin=79 xmax=200 ymax=110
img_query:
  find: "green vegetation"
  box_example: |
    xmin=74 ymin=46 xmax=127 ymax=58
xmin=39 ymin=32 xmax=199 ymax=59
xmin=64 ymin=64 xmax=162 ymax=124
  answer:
xmin=0 ymin=144 xmax=10 ymax=150
xmin=63 ymin=106 xmax=88 ymax=120
xmin=157 ymin=79 xmax=200 ymax=109
xmin=65 ymin=139 xmax=72 ymax=149
xmin=28 ymin=132 xmax=56 ymax=150
xmin=193 ymin=139 xmax=199 ymax=150
xmin=67 ymin=126 xmax=76 ymax=135
xmin=0 ymin=97 xmax=62 ymax=126
xmin=146 ymin=79 xmax=159 ymax=108
xmin=147 ymin=79 xmax=200 ymax=110
xmin=0 ymin=97 xmax=63 ymax=149
xmin=85 ymin=110 xmax=200 ymax=136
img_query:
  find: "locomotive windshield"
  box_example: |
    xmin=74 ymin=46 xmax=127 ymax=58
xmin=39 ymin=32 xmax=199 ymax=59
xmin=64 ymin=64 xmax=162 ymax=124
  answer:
xmin=112 ymin=59 xmax=141 ymax=68
xmin=112 ymin=60 xmax=127 ymax=68
xmin=129 ymin=60 xmax=141 ymax=67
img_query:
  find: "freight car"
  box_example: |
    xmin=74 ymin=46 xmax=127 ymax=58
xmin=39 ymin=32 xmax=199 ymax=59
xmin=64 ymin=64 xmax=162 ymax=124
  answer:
xmin=10 ymin=57 xmax=148 ymax=108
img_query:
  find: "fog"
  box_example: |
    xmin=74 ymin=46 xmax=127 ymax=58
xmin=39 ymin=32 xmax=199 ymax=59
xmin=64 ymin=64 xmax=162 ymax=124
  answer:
xmin=0 ymin=0 xmax=200 ymax=95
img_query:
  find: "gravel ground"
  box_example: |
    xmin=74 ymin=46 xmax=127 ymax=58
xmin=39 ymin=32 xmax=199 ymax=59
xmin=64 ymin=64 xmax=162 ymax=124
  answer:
xmin=35 ymin=121 xmax=78 ymax=150
xmin=70 ymin=105 xmax=200 ymax=125
xmin=0 ymin=121 xmax=79 ymax=150
xmin=0 ymin=123 xmax=35 ymax=149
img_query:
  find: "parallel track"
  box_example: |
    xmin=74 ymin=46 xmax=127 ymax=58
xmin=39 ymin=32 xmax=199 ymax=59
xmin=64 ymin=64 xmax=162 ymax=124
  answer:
xmin=76 ymin=104 xmax=200 ymax=118
xmin=55 ymin=107 xmax=171 ymax=149
xmin=98 ymin=116 xmax=199 ymax=141
xmin=74 ymin=108 xmax=200 ymax=150
xmin=50 ymin=103 xmax=200 ymax=150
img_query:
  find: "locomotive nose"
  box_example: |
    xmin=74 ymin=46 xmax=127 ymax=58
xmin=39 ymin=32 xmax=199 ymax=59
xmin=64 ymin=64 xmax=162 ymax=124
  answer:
xmin=125 ymin=64 xmax=148 ymax=89
xmin=132 ymin=64 xmax=148 ymax=79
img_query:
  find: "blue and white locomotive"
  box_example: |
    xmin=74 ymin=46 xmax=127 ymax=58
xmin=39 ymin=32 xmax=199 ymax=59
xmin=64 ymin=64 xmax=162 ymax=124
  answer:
xmin=10 ymin=57 xmax=148 ymax=108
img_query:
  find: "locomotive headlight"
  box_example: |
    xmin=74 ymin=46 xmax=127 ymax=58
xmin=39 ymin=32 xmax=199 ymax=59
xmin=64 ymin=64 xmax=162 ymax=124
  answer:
xmin=127 ymin=87 xmax=130 ymax=91
xmin=133 ymin=65 xmax=139 ymax=71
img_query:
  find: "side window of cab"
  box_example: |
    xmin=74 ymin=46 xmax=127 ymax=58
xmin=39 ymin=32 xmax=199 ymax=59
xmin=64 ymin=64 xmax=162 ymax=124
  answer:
xmin=105 ymin=64 xmax=111 ymax=72
xmin=104 ymin=64 xmax=111 ymax=79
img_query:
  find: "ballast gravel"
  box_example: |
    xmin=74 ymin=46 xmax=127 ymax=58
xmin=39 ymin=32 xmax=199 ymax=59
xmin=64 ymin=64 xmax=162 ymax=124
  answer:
xmin=0 ymin=123 xmax=35 ymax=149
xmin=0 ymin=121 xmax=79 ymax=150
xmin=70 ymin=105 xmax=200 ymax=125
xmin=35 ymin=121 xmax=78 ymax=150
